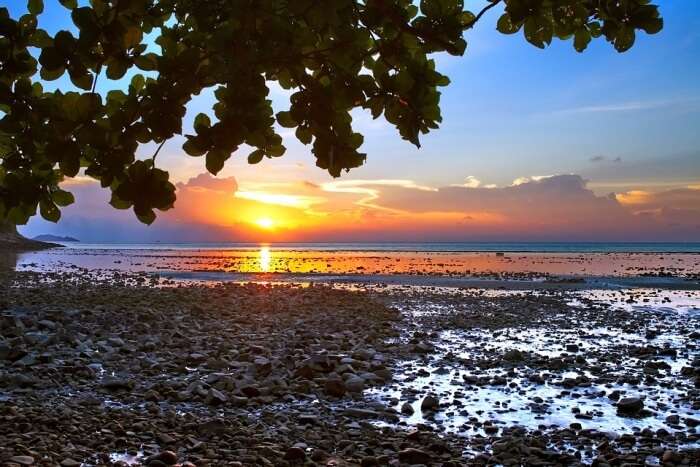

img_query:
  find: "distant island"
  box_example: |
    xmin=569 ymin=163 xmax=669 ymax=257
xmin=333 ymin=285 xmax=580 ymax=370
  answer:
xmin=32 ymin=234 xmax=80 ymax=243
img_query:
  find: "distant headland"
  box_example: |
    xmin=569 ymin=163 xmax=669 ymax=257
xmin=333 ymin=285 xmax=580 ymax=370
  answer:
xmin=32 ymin=234 xmax=80 ymax=243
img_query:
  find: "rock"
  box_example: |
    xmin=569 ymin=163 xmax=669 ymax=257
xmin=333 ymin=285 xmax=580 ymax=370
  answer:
xmin=401 ymin=402 xmax=415 ymax=415
xmin=398 ymin=448 xmax=431 ymax=464
xmin=241 ymin=385 xmax=260 ymax=397
xmin=253 ymin=356 xmax=272 ymax=375
xmin=9 ymin=456 xmax=34 ymax=466
xmin=324 ymin=378 xmax=346 ymax=397
xmin=156 ymin=451 xmax=178 ymax=465
xmin=101 ymin=376 xmax=133 ymax=390
xmin=310 ymin=449 xmax=328 ymax=462
xmin=230 ymin=395 xmax=248 ymax=407
xmin=345 ymin=375 xmax=365 ymax=393
xmin=198 ymin=419 xmax=227 ymax=435
xmin=685 ymin=417 xmax=700 ymax=427
xmin=503 ymin=349 xmax=525 ymax=362
xmin=421 ymin=394 xmax=440 ymax=411
xmin=616 ymin=397 xmax=644 ymax=415
xmin=284 ymin=446 xmax=306 ymax=461
xmin=414 ymin=342 xmax=434 ymax=353
xmin=662 ymin=450 xmax=683 ymax=463
xmin=157 ymin=432 xmax=176 ymax=444
xmin=60 ymin=459 xmax=81 ymax=467
xmin=361 ymin=456 xmax=379 ymax=466
xmin=108 ymin=336 xmax=125 ymax=347
xmin=206 ymin=388 xmax=228 ymax=405
xmin=343 ymin=408 xmax=380 ymax=418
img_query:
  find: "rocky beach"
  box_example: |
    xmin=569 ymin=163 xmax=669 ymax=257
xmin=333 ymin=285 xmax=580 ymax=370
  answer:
xmin=1 ymin=249 xmax=699 ymax=467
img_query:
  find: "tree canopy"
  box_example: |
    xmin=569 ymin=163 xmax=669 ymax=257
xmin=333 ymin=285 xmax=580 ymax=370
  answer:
xmin=0 ymin=0 xmax=663 ymax=224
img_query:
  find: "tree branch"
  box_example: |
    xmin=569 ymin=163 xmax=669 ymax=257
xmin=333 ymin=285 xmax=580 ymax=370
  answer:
xmin=151 ymin=140 xmax=166 ymax=162
xmin=464 ymin=0 xmax=503 ymax=30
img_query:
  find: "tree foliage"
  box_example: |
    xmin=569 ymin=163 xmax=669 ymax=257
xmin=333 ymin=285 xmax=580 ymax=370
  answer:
xmin=0 ymin=0 xmax=663 ymax=224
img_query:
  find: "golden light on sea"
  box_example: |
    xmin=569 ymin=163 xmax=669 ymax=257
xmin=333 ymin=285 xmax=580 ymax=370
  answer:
xmin=259 ymin=245 xmax=271 ymax=272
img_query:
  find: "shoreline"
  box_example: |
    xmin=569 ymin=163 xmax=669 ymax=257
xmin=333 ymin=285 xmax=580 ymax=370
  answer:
xmin=159 ymin=271 xmax=700 ymax=291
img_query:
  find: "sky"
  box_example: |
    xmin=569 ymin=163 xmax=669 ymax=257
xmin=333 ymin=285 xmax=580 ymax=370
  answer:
xmin=14 ymin=1 xmax=700 ymax=242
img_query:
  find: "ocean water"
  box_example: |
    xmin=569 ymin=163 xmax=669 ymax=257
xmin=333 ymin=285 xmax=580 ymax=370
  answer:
xmin=54 ymin=241 xmax=700 ymax=253
xmin=9 ymin=241 xmax=700 ymax=280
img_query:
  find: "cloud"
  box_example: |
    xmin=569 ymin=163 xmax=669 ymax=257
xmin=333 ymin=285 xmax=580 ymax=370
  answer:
xmin=511 ymin=175 xmax=553 ymax=186
xmin=320 ymin=179 xmax=437 ymax=212
xmin=322 ymin=175 xmax=700 ymax=241
xmin=590 ymin=155 xmax=622 ymax=163
xmin=455 ymin=176 xmax=481 ymax=188
xmin=617 ymin=187 xmax=700 ymax=212
xmin=551 ymin=98 xmax=700 ymax=115
xmin=177 ymin=173 xmax=238 ymax=193
xmin=20 ymin=173 xmax=700 ymax=242
xmin=234 ymin=190 xmax=324 ymax=209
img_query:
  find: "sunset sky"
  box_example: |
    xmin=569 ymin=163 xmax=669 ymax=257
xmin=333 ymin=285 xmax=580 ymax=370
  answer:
xmin=16 ymin=1 xmax=700 ymax=242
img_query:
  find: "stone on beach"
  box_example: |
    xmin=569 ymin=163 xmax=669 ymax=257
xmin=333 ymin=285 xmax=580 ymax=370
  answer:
xmin=420 ymin=394 xmax=440 ymax=411
xmin=616 ymin=397 xmax=644 ymax=415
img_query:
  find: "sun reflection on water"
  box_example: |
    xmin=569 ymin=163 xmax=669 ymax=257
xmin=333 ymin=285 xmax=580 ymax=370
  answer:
xmin=259 ymin=245 xmax=271 ymax=272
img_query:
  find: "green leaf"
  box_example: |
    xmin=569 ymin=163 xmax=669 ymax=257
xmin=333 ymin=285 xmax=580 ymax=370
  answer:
xmin=573 ymin=28 xmax=591 ymax=52
xmin=295 ymin=127 xmax=312 ymax=145
xmin=38 ymin=47 xmax=65 ymax=71
xmin=58 ymin=0 xmax=77 ymax=9
xmin=134 ymin=53 xmax=159 ymax=71
xmin=28 ymin=29 xmax=52 ymax=47
xmin=40 ymin=199 xmax=61 ymax=222
xmin=135 ymin=208 xmax=156 ymax=225
xmin=59 ymin=149 xmax=80 ymax=177
xmin=130 ymin=74 xmax=145 ymax=92
xmin=194 ymin=113 xmax=211 ymax=132
xmin=40 ymin=66 xmax=65 ymax=81
xmin=276 ymin=111 xmax=297 ymax=128
xmin=109 ymin=193 xmax=132 ymax=210
xmin=52 ymin=189 xmax=74 ymax=207
xmin=28 ymin=0 xmax=44 ymax=15
xmin=614 ymin=26 xmax=636 ymax=53
xmin=497 ymin=14 xmax=519 ymax=35
xmin=106 ymin=57 xmax=128 ymax=80
xmin=638 ymin=17 xmax=663 ymax=35
xmin=183 ymin=137 xmax=207 ymax=157
xmin=69 ymin=69 xmax=93 ymax=90
xmin=247 ymin=149 xmax=264 ymax=164
xmin=205 ymin=149 xmax=229 ymax=174
xmin=123 ymin=27 xmax=142 ymax=48
xmin=266 ymin=144 xmax=286 ymax=157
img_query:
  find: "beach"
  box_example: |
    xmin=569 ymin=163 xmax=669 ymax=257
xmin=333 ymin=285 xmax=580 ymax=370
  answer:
xmin=1 ymin=246 xmax=699 ymax=466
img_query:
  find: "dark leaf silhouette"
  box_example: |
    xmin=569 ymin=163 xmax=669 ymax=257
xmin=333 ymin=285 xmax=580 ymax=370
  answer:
xmin=0 ymin=0 xmax=663 ymax=223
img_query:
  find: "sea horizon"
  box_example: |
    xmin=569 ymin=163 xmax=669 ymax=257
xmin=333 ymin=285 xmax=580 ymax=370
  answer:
xmin=49 ymin=240 xmax=700 ymax=253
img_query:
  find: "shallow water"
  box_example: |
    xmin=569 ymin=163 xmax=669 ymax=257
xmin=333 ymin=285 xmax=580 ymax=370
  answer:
xmin=8 ymin=246 xmax=700 ymax=279
xmin=368 ymin=287 xmax=700 ymax=447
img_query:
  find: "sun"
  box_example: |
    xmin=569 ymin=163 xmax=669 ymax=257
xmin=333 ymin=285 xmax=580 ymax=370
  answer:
xmin=254 ymin=217 xmax=275 ymax=229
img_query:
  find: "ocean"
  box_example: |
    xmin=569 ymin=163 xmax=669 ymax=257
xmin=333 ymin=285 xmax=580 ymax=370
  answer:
xmin=52 ymin=241 xmax=700 ymax=253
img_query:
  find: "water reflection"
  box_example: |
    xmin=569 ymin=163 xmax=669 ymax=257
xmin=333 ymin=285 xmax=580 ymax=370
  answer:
xmin=259 ymin=245 xmax=271 ymax=272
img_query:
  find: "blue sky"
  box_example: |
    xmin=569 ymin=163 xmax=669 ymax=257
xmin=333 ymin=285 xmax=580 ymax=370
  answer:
xmin=11 ymin=1 xmax=700 ymax=241
xmin=10 ymin=0 xmax=700 ymax=190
